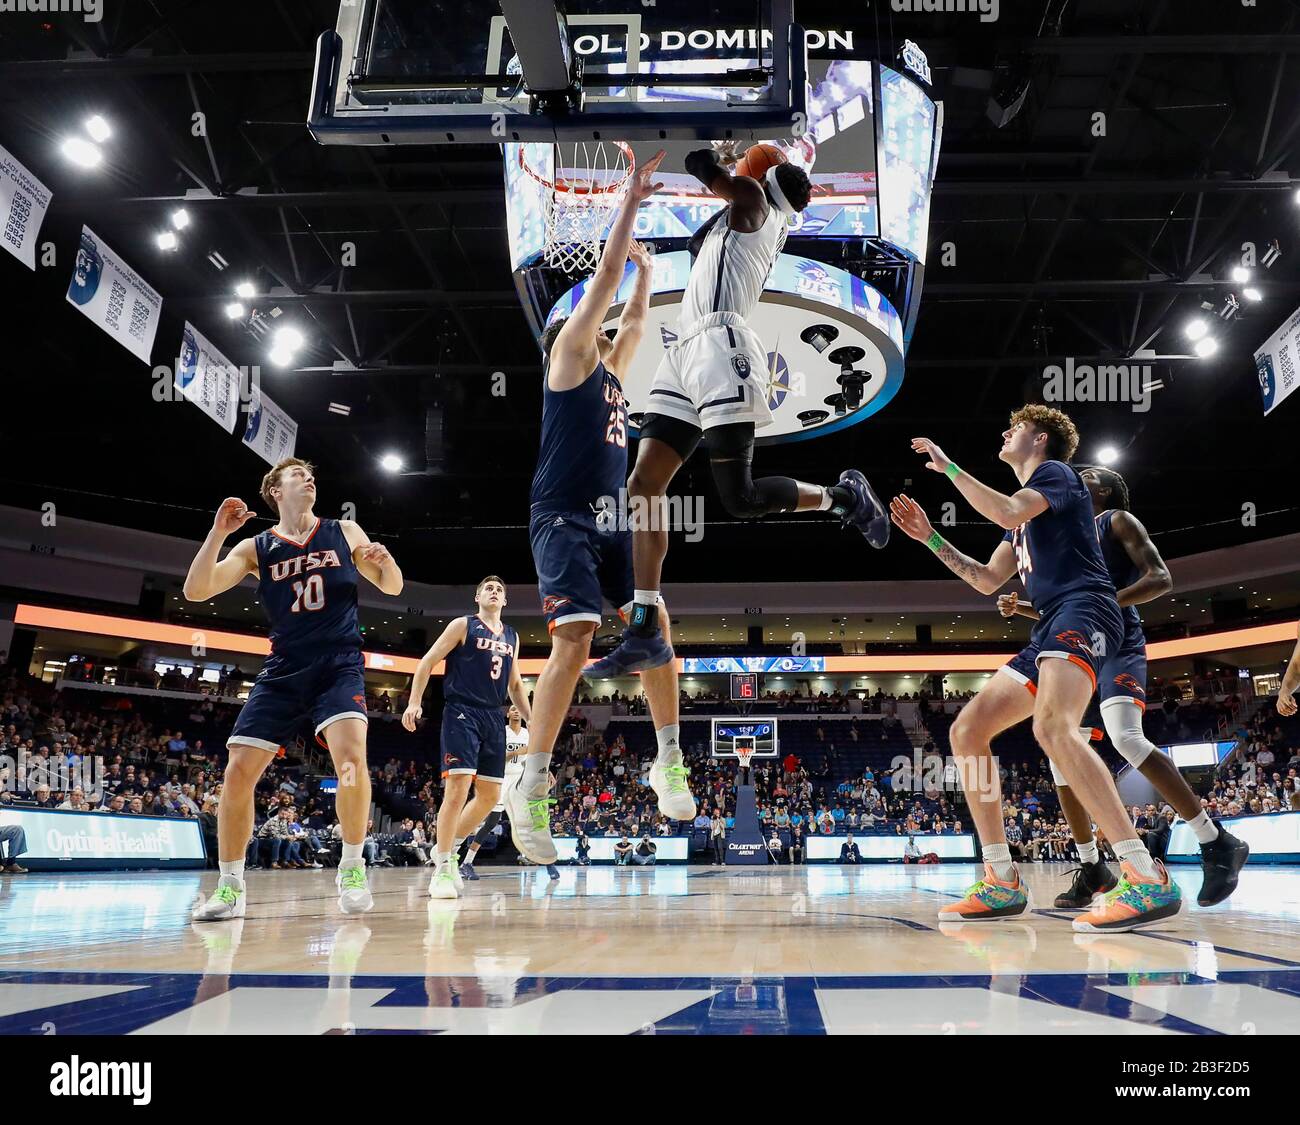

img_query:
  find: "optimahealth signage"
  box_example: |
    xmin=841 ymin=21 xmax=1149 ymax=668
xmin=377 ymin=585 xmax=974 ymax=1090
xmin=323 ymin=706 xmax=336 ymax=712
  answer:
xmin=1255 ymin=303 xmax=1300 ymax=416
xmin=65 ymin=225 xmax=163 ymax=363
xmin=0 ymin=142 xmax=52 ymax=270
xmin=0 ymin=808 xmax=205 ymax=870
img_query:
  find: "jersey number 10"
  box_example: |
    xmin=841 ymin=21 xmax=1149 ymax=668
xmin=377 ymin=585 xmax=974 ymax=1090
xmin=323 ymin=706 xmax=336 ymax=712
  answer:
xmin=290 ymin=574 xmax=325 ymax=612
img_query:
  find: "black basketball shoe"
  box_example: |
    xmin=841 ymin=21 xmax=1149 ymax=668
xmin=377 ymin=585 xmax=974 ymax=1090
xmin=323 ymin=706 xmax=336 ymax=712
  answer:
xmin=1197 ymin=823 xmax=1250 ymax=907
xmin=1054 ymin=860 xmax=1119 ymax=909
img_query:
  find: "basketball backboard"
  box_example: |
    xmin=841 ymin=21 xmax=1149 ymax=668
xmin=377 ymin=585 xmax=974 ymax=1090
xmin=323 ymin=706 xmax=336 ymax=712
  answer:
xmin=711 ymin=718 xmax=780 ymax=760
xmin=309 ymin=0 xmax=806 ymax=144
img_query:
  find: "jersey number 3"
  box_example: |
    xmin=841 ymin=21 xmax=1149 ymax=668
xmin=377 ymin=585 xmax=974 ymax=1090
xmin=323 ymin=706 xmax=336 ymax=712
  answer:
xmin=291 ymin=574 xmax=325 ymax=613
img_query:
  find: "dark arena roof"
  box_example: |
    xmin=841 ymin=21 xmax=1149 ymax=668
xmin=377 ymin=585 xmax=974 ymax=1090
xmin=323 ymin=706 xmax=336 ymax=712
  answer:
xmin=1 ymin=0 xmax=1298 ymax=591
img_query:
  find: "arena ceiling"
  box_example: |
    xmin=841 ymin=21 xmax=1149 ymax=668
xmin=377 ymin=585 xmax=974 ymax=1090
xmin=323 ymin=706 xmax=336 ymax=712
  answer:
xmin=2 ymin=0 xmax=1299 ymax=593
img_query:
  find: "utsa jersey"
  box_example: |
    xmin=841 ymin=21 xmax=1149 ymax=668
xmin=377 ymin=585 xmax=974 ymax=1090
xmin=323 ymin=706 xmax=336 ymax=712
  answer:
xmin=443 ymin=616 xmax=518 ymax=710
xmin=254 ymin=518 xmax=360 ymax=661
xmin=1002 ymin=461 xmax=1116 ymax=617
xmin=1097 ymin=509 xmax=1143 ymax=637
xmin=529 ymin=360 xmax=628 ymax=515
xmin=680 ymin=202 xmax=786 ymax=325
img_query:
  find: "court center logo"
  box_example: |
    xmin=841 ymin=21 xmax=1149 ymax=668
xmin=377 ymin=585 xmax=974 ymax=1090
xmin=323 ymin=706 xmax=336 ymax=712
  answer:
xmin=1042 ymin=357 xmax=1153 ymax=414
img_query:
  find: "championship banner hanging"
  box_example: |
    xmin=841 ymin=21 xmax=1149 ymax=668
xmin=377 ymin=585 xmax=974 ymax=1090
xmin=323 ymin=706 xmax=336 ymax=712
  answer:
xmin=0 ymin=142 xmax=52 ymax=270
xmin=1254 ymin=303 xmax=1300 ymax=417
xmin=241 ymin=386 xmax=298 ymax=466
xmin=176 ymin=322 xmax=243 ymax=434
xmin=65 ymin=225 xmax=162 ymax=363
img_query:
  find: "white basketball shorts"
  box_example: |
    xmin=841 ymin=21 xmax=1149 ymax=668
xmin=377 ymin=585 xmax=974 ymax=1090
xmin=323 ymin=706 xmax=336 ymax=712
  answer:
xmin=645 ymin=311 xmax=774 ymax=431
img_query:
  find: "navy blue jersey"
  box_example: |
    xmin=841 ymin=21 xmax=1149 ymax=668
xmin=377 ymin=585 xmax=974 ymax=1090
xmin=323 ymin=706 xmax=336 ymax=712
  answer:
xmin=529 ymin=360 xmax=628 ymax=514
xmin=1097 ymin=509 xmax=1144 ymax=636
xmin=254 ymin=518 xmax=360 ymax=661
xmin=443 ymin=615 xmax=518 ymax=709
xmin=1001 ymin=461 xmax=1116 ymax=616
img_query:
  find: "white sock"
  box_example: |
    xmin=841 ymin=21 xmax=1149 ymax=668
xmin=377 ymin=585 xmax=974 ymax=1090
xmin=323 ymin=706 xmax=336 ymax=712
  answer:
xmin=453 ymin=836 xmax=465 ymax=850
xmin=634 ymin=589 xmax=659 ymax=606
xmin=1113 ymin=838 xmax=1158 ymax=879
xmin=982 ymin=843 xmax=1014 ymax=882
xmin=219 ymin=860 xmax=245 ymax=882
xmin=1076 ymin=838 xmax=1099 ymax=865
xmin=1186 ymin=809 xmax=1219 ymax=844
xmin=655 ymin=724 xmax=681 ymax=764
xmin=522 ymin=752 xmax=552 ymax=795
xmin=465 ymin=847 xmax=479 ymax=863
xmin=816 ymin=489 xmax=834 ymax=511
xmin=437 ymin=851 xmax=453 ymax=866
xmin=341 ymin=842 xmax=363 ymax=866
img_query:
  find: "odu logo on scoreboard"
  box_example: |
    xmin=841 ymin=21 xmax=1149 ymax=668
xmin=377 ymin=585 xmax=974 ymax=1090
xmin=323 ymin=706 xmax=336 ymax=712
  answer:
xmin=682 ymin=656 xmax=825 ymax=674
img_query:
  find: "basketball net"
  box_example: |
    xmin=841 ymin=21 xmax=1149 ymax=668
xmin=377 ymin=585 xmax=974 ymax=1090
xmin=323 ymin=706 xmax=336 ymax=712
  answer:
xmin=519 ymin=142 xmax=634 ymax=274
xmin=734 ymin=747 xmax=756 ymax=775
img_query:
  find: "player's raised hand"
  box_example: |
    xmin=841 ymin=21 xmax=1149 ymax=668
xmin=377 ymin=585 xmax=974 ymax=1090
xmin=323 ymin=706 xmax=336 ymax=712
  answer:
xmin=711 ymin=139 xmax=743 ymax=165
xmin=1278 ymin=688 xmax=1297 ymax=717
xmin=910 ymin=437 xmax=952 ymax=475
xmin=629 ymin=149 xmax=666 ymax=201
xmin=997 ymin=592 xmax=1020 ymax=618
xmin=359 ymin=542 xmax=393 ymax=569
xmin=401 ymin=703 xmax=423 ymax=732
xmin=628 ymin=240 xmax=653 ymax=271
xmin=889 ymin=494 xmax=934 ymax=543
xmin=213 ymin=497 xmax=254 ymax=537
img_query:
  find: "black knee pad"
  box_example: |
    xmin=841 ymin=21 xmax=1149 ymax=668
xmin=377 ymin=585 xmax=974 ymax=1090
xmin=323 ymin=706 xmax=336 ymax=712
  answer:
xmin=711 ymin=457 xmax=770 ymax=519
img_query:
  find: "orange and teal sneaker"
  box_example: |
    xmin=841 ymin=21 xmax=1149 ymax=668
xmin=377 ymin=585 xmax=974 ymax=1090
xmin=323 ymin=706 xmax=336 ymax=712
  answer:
xmin=1071 ymin=860 xmax=1184 ymax=933
xmin=937 ymin=864 xmax=1031 ymax=922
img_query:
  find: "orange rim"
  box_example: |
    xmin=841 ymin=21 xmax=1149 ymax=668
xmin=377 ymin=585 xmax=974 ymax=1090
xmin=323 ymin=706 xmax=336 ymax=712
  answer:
xmin=518 ymin=141 xmax=636 ymax=196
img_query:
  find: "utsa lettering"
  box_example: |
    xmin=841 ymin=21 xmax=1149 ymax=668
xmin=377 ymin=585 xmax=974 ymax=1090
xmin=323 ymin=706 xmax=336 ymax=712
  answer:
xmin=254 ymin=519 xmax=360 ymax=660
xmin=440 ymin=615 xmax=518 ymax=784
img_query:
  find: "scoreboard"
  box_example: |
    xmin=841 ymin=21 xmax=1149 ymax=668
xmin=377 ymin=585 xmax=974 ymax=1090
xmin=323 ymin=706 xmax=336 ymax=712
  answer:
xmin=729 ymin=672 xmax=758 ymax=702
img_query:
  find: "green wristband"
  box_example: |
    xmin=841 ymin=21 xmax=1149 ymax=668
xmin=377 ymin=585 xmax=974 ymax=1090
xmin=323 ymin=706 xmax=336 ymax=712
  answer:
xmin=945 ymin=462 xmax=961 ymax=481
xmin=926 ymin=531 xmax=944 ymax=553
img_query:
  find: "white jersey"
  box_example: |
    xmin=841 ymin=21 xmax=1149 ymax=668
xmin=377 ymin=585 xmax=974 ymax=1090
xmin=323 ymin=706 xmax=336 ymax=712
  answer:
xmin=679 ymin=203 xmax=787 ymax=328
xmin=495 ymin=725 xmax=530 ymax=811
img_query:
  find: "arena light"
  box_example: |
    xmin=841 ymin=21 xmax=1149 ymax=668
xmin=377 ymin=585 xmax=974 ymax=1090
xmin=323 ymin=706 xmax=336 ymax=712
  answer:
xmin=273 ymin=325 xmax=304 ymax=352
xmin=1231 ymin=266 xmax=1250 ymax=283
xmin=84 ymin=115 xmax=112 ymax=143
xmin=1182 ymin=317 xmax=1209 ymax=341
xmin=61 ymin=137 xmax=102 ymax=168
xmin=379 ymin=453 xmax=404 ymax=473
xmin=235 ymin=281 xmax=256 ymax=299
xmin=1243 ymin=287 xmax=1262 ymax=302
xmin=171 ymin=208 xmax=191 ymax=230
xmin=155 ymin=230 xmax=178 ymax=251
xmin=1096 ymin=445 xmax=1120 ymax=466
xmin=224 ymin=302 xmax=246 ymax=319
xmin=1193 ymin=336 xmax=1219 ymax=358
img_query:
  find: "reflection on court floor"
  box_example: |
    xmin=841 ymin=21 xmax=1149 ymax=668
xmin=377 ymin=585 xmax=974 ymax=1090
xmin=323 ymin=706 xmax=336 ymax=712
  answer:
xmin=0 ymin=864 xmax=1297 ymax=1034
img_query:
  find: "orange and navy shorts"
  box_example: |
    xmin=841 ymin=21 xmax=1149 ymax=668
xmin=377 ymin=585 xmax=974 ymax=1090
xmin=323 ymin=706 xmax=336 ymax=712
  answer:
xmin=1001 ymin=592 xmax=1124 ymax=697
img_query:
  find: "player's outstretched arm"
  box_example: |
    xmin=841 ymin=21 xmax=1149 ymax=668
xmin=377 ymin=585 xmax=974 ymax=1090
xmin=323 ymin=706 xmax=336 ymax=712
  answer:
xmin=183 ymin=498 xmax=258 ymax=602
xmin=605 ymin=240 xmax=654 ymax=378
xmin=401 ymin=618 xmax=469 ymax=731
xmin=910 ymin=437 xmax=1048 ymax=530
xmin=548 ymin=151 xmax=665 ymax=390
xmin=1109 ymin=510 xmax=1172 ymax=608
xmin=683 ymin=147 xmax=768 ymax=231
xmin=997 ymin=591 xmax=1040 ymax=621
xmin=889 ymin=494 xmax=1017 ymax=595
xmin=340 ymin=520 xmax=403 ymax=595
xmin=1276 ymin=623 xmax=1300 ymax=717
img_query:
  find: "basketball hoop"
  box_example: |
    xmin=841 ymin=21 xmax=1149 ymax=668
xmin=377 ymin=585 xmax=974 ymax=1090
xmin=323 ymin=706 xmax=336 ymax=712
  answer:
xmin=734 ymin=746 xmax=756 ymax=774
xmin=518 ymin=141 xmax=634 ymax=274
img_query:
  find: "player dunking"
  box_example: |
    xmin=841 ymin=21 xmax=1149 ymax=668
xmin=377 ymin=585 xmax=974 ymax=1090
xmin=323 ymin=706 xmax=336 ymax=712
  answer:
xmin=592 ymin=143 xmax=889 ymax=678
xmin=403 ymin=576 xmax=530 ymax=899
xmin=507 ymin=151 xmax=697 ymax=867
xmin=890 ymin=406 xmax=1184 ymax=932
xmin=459 ymin=705 xmax=531 ymax=880
xmin=999 ymin=466 xmax=1248 ymax=908
xmin=187 ymin=458 xmax=404 ymax=920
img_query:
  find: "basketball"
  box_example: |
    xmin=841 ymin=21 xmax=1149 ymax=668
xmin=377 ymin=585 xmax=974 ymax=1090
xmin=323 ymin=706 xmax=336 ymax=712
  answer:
xmin=736 ymin=142 xmax=787 ymax=181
